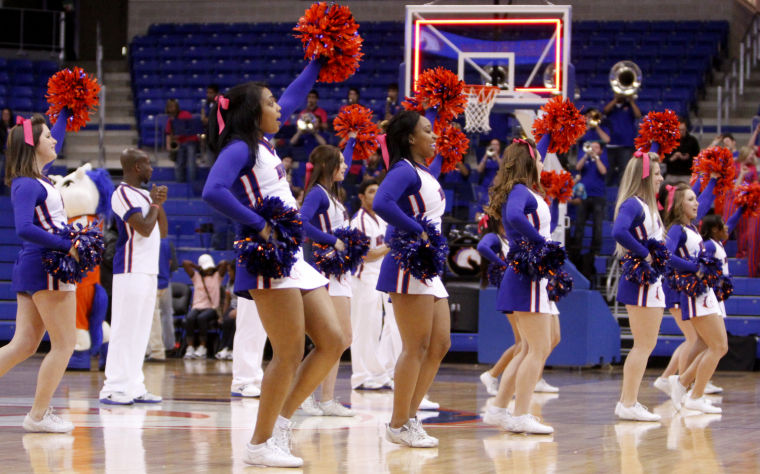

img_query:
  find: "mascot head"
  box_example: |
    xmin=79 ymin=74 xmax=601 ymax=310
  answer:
xmin=50 ymin=163 xmax=115 ymax=219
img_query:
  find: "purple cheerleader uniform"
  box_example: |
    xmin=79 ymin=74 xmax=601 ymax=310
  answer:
xmin=612 ymin=196 xmax=665 ymax=307
xmin=496 ymin=184 xmax=559 ymax=315
xmin=702 ymin=207 xmax=743 ymax=317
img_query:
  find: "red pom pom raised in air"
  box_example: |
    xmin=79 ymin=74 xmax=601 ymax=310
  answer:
xmin=540 ymin=170 xmax=574 ymax=203
xmin=430 ymin=122 xmax=469 ymax=174
xmin=532 ymin=96 xmax=587 ymax=154
xmin=46 ymin=67 xmax=100 ymax=132
xmin=412 ymin=67 xmax=466 ymax=123
xmin=333 ymin=105 xmax=381 ymax=162
xmin=293 ymin=2 xmax=363 ymax=83
xmin=735 ymin=182 xmax=760 ymax=217
xmin=692 ymin=146 xmax=737 ymax=212
xmin=634 ymin=109 xmax=681 ymax=159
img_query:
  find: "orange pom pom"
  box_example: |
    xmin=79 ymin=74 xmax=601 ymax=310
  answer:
xmin=634 ymin=109 xmax=681 ymax=159
xmin=430 ymin=122 xmax=469 ymax=174
xmin=293 ymin=2 xmax=363 ymax=83
xmin=532 ymin=96 xmax=587 ymax=155
xmin=692 ymin=146 xmax=736 ymax=211
xmin=412 ymin=67 xmax=466 ymax=123
xmin=540 ymin=170 xmax=574 ymax=203
xmin=46 ymin=67 xmax=100 ymax=132
xmin=332 ymin=105 xmax=381 ymax=162
xmin=735 ymin=182 xmax=760 ymax=217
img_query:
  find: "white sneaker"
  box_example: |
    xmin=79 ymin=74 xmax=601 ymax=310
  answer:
xmin=480 ymin=371 xmax=499 ymax=396
xmin=418 ymin=396 xmax=439 ymax=410
xmin=319 ymin=399 xmax=355 ymax=417
xmin=534 ymin=378 xmax=559 ymax=393
xmin=668 ymin=375 xmax=687 ymax=411
xmin=215 ymin=348 xmax=229 ymax=360
xmin=614 ymin=401 xmax=661 ymax=422
xmin=385 ymin=421 xmax=437 ymax=448
xmin=99 ymin=392 xmax=135 ymax=405
xmin=510 ymin=414 xmax=554 ymax=434
xmin=297 ymin=394 xmax=324 ymax=416
xmin=194 ymin=345 xmax=207 ymax=359
xmin=272 ymin=417 xmax=294 ymax=455
xmin=409 ymin=417 xmax=438 ymax=447
xmin=704 ymin=381 xmax=723 ymax=394
xmin=653 ymin=376 xmax=671 ymax=395
xmin=183 ymin=346 xmax=196 ymax=359
xmin=133 ymin=392 xmax=162 ymax=403
xmin=682 ymin=395 xmax=722 ymax=414
xmin=22 ymin=408 xmax=74 ymax=433
xmin=231 ymin=384 xmax=261 ymax=397
xmin=483 ymin=406 xmax=514 ymax=431
xmin=243 ymin=438 xmax=303 ymax=468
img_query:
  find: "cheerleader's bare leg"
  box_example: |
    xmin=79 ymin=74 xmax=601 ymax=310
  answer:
xmin=512 ymin=312 xmax=553 ymax=416
xmin=0 ymin=294 xmax=46 ymax=376
xmin=280 ymin=287 xmax=345 ymax=418
xmin=407 ymin=297 xmax=450 ymax=416
xmin=688 ymin=314 xmax=728 ymax=398
xmin=493 ymin=328 xmax=528 ymax=408
xmin=488 ymin=314 xmax=521 ymax=377
xmin=29 ymin=290 xmax=76 ymax=419
xmin=319 ymin=295 xmax=352 ymax=402
xmin=536 ymin=314 xmax=561 ymax=382
xmin=620 ymin=306 xmax=663 ymax=406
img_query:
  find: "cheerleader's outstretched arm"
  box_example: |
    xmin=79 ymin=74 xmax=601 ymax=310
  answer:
xmin=342 ymin=137 xmax=356 ymax=178
xmin=202 ymin=141 xmax=267 ymax=231
xmin=50 ymin=108 xmax=70 ymax=155
xmin=277 ymin=59 xmax=321 ymax=124
xmin=696 ymin=177 xmax=717 ymax=222
xmin=726 ymin=207 xmax=744 ymax=235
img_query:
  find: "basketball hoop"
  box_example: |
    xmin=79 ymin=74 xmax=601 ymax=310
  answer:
xmin=463 ymin=84 xmax=499 ymax=134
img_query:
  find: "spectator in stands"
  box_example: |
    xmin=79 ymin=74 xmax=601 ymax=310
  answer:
xmin=347 ymin=87 xmax=361 ymax=106
xmin=664 ymin=118 xmax=700 ymax=184
xmin=749 ymin=123 xmax=760 ymax=153
xmin=165 ymin=99 xmax=200 ymax=184
xmin=201 ymin=84 xmax=220 ymax=165
xmin=215 ymin=264 xmax=236 ymax=360
xmin=569 ymin=141 xmax=608 ymax=274
xmin=0 ymin=108 xmax=12 ymax=195
xmin=478 ymin=138 xmax=502 ymax=192
xmin=382 ymin=83 xmax=401 ymax=121
xmin=711 ymin=133 xmax=738 ymax=158
xmin=182 ymin=254 xmax=229 ymax=359
xmin=298 ymin=90 xmax=328 ymax=132
xmin=291 ymin=185 xmax=305 ymax=208
xmin=281 ymin=155 xmax=302 ymax=187
xmin=289 ymin=117 xmax=327 ymax=162
xmin=440 ymin=159 xmax=472 ymax=222
xmin=603 ymin=94 xmax=641 ymax=186
xmin=735 ymin=146 xmax=758 ymax=185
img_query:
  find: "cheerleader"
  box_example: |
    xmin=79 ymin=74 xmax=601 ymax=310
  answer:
xmin=373 ymin=109 xmax=448 ymax=448
xmin=298 ymin=139 xmax=356 ymax=417
xmin=480 ymin=139 xmax=557 ymax=435
xmin=476 ymin=216 xmax=559 ymax=396
xmin=202 ymin=60 xmax=343 ymax=468
xmin=653 ymin=177 xmax=719 ymax=396
xmin=663 ymin=183 xmax=727 ymax=414
xmin=702 ymin=208 xmax=744 ymax=318
xmin=0 ymin=110 xmax=78 ymax=432
xmin=611 ymin=151 xmax=664 ymax=422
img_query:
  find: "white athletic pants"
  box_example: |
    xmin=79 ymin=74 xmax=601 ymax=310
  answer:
xmin=101 ymin=273 xmax=157 ymax=399
xmin=378 ymin=294 xmax=402 ymax=383
xmin=231 ymin=297 xmax=267 ymax=389
xmin=349 ymin=277 xmax=390 ymax=388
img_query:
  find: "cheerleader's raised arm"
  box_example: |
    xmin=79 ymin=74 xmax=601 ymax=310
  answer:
xmin=274 ymin=59 xmax=321 ymax=126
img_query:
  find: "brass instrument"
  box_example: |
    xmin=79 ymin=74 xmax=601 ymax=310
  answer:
xmin=609 ymin=60 xmax=642 ymax=98
xmin=582 ymin=141 xmax=595 ymax=155
xmin=484 ymin=65 xmax=509 ymax=89
xmin=169 ymin=140 xmax=179 ymax=151
xmin=297 ymin=112 xmax=317 ymax=132
xmin=587 ymin=110 xmax=602 ymax=128
xmin=543 ymin=64 xmax=580 ymax=99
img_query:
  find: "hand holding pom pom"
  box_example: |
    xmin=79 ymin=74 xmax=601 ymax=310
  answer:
xmin=507 ymin=239 xmax=567 ymax=281
xmin=487 ymin=263 xmax=506 ymax=288
xmin=410 ymin=67 xmax=467 ymax=123
xmin=634 ymin=110 xmax=681 ymax=158
xmin=692 ymin=146 xmax=736 ymax=211
xmin=312 ymin=227 xmax=370 ymax=278
xmin=293 ymin=2 xmax=363 ymax=83
xmin=734 ymin=182 xmax=760 ymax=217
xmin=42 ymin=222 xmax=105 ymax=283
xmin=714 ymin=275 xmax=734 ymax=302
xmin=547 ymin=270 xmax=573 ymax=302
xmin=431 ymin=122 xmax=469 ymax=174
xmin=46 ymin=67 xmax=100 ymax=132
xmin=667 ymin=253 xmax=723 ymax=297
xmin=333 ymin=105 xmax=381 ymax=162
xmin=620 ymin=239 xmax=670 ymax=285
xmin=389 ymin=217 xmax=448 ymax=282
xmin=532 ymin=96 xmax=587 ymax=155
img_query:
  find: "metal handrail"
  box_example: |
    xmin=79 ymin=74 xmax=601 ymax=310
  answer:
xmin=716 ymin=14 xmax=760 ymax=134
xmin=0 ymin=7 xmax=64 ymax=54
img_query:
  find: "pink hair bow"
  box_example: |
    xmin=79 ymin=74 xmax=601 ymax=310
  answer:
xmin=216 ymin=95 xmax=229 ymax=133
xmin=477 ymin=213 xmax=489 ymax=234
xmin=15 ymin=116 xmax=33 ymax=146
xmin=512 ymin=138 xmax=536 ymax=160
xmin=633 ymin=149 xmax=650 ymax=179
xmin=665 ymin=184 xmax=676 ymax=212
xmin=376 ymin=134 xmax=390 ymax=170
xmin=305 ymin=162 xmax=314 ymax=186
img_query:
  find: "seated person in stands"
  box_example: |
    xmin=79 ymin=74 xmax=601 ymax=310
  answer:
xmin=711 ymin=133 xmax=738 ymax=158
xmin=347 ymin=87 xmax=361 ymax=106
xmin=735 ymin=146 xmax=758 ymax=185
xmin=298 ymin=90 xmax=328 ymax=132
xmin=215 ymin=264 xmax=236 ymax=360
xmin=165 ymin=99 xmax=200 ymax=183
xmin=664 ymin=118 xmax=699 ymax=184
xmin=281 ymin=155 xmax=303 ymax=187
xmin=569 ymin=141 xmax=607 ymax=274
xmin=289 ymin=108 xmax=327 ymax=162
xmin=603 ymin=94 xmax=641 ymax=186
xmin=200 ymin=84 xmax=220 ymax=165
xmin=182 ymin=254 xmax=229 ymax=359
xmin=381 ymin=83 xmax=401 ymax=121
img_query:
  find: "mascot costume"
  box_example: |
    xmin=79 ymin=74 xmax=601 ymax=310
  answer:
xmin=50 ymin=163 xmax=115 ymax=370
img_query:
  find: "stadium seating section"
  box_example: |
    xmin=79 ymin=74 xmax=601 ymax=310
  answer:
xmin=0 ymin=58 xmax=59 ymax=113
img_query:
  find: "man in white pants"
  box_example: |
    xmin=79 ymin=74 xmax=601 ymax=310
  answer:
xmin=349 ymin=179 xmax=392 ymax=390
xmin=230 ymin=297 xmax=267 ymax=397
xmin=100 ymin=148 xmax=167 ymax=405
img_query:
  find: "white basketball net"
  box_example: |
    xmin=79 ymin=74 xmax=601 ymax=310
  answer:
xmin=463 ymin=86 xmax=499 ymax=134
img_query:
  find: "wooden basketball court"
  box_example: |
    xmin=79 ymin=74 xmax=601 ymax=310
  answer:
xmin=1 ymin=357 xmax=758 ymax=473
